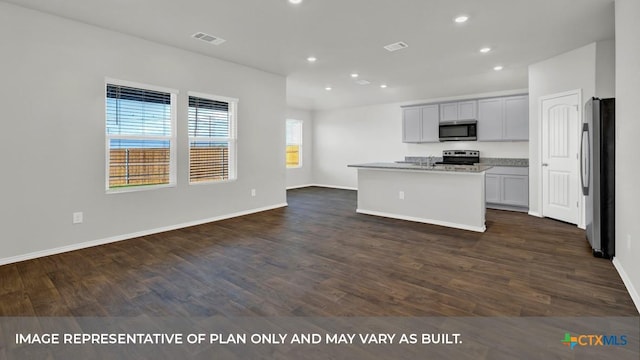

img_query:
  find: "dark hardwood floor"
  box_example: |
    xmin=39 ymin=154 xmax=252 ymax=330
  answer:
xmin=0 ymin=187 xmax=637 ymax=317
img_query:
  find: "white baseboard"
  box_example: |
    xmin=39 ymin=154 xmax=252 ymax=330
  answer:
xmin=487 ymin=204 xmax=528 ymax=213
xmin=310 ymin=184 xmax=358 ymax=191
xmin=286 ymin=184 xmax=315 ymax=190
xmin=612 ymin=257 xmax=640 ymax=314
xmin=356 ymin=209 xmax=486 ymax=233
xmin=0 ymin=203 xmax=288 ymax=267
xmin=528 ymin=211 xmax=542 ymax=217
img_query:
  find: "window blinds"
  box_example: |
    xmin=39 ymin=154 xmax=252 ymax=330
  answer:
xmin=188 ymin=96 xmax=232 ymax=183
xmin=106 ymin=84 xmax=174 ymax=189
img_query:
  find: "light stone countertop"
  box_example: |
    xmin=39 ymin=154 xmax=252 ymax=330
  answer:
xmin=403 ymin=156 xmax=529 ymax=167
xmin=477 ymin=157 xmax=529 ymax=167
xmin=348 ymin=162 xmax=492 ymax=173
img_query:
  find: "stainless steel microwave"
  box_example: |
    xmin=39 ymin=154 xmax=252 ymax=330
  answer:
xmin=439 ymin=120 xmax=477 ymax=141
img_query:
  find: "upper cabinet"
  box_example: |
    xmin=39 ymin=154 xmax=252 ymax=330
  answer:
xmin=477 ymin=95 xmax=528 ymax=141
xmin=402 ymin=104 xmax=439 ymax=143
xmin=476 ymin=98 xmax=503 ymax=141
xmin=503 ymin=96 xmax=529 ymax=140
xmin=440 ymin=100 xmax=477 ymax=122
xmin=402 ymin=107 xmax=422 ymax=143
xmin=401 ymin=95 xmax=528 ymax=143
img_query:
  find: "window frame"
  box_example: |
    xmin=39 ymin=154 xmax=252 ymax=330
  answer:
xmin=286 ymin=119 xmax=303 ymax=169
xmin=187 ymin=91 xmax=238 ymax=185
xmin=104 ymin=78 xmax=178 ymax=193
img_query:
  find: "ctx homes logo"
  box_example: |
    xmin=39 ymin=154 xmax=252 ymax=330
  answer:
xmin=561 ymin=332 xmax=628 ymax=349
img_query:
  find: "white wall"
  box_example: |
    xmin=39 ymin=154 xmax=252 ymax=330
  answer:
xmin=527 ymin=43 xmax=598 ymax=216
xmin=0 ymin=3 xmax=287 ymax=263
xmin=313 ymin=90 xmax=529 ymax=189
xmin=596 ymin=39 xmax=616 ymax=98
xmin=614 ymin=0 xmax=640 ymax=312
xmin=286 ymin=108 xmax=313 ymax=188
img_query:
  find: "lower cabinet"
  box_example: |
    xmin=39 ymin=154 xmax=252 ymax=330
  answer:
xmin=485 ymin=166 xmax=529 ymax=211
xmin=486 ymin=175 xmax=501 ymax=203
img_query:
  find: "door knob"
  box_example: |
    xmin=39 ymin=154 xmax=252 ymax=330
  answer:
xmin=542 ymin=163 xmax=549 ymax=167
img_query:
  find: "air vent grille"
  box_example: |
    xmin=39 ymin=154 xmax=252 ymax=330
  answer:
xmin=192 ymin=32 xmax=226 ymax=45
xmin=384 ymin=41 xmax=408 ymax=52
xmin=355 ymin=79 xmax=371 ymax=85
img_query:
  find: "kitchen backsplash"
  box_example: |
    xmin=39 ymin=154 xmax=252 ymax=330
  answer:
xmin=405 ymin=156 xmax=529 ymax=167
xmin=479 ymin=157 xmax=529 ymax=167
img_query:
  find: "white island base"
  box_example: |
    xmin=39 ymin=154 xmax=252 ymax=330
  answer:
xmin=354 ymin=167 xmax=487 ymax=232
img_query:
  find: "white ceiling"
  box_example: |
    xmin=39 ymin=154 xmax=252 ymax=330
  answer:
xmin=4 ymin=0 xmax=615 ymax=110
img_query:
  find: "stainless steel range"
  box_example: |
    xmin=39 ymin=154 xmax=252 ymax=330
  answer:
xmin=435 ymin=150 xmax=480 ymax=167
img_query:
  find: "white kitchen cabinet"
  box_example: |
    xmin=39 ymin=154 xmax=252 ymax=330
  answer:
xmin=485 ymin=166 xmax=529 ymax=211
xmin=477 ymin=98 xmax=503 ymax=141
xmin=485 ymin=174 xmax=501 ymax=203
xmin=502 ymin=175 xmax=528 ymax=206
xmin=402 ymin=95 xmax=527 ymax=143
xmin=402 ymin=107 xmax=422 ymax=143
xmin=458 ymin=101 xmax=477 ymax=120
xmin=503 ymin=96 xmax=529 ymax=140
xmin=402 ymin=104 xmax=439 ymax=143
xmin=440 ymin=101 xmax=477 ymax=122
xmin=420 ymin=105 xmax=439 ymax=142
xmin=477 ymin=95 xmax=529 ymax=141
xmin=440 ymin=103 xmax=458 ymax=122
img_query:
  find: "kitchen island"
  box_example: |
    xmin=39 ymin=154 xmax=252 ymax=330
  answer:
xmin=348 ymin=163 xmax=491 ymax=232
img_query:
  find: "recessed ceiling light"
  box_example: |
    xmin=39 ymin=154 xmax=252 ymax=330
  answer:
xmin=192 ymin=32 xmax=226 ymax=46
xmin=380 ymin=84 xmax=388 ymax=89
xmin=351 ymin=73 xmax=359 ymax=78
xmin=480 ymin=47 xmax=491 ymax=53
xmin=325 ymin=86 xmax=332 ymax=91
xmin=454 ymin=15 xmax=469 ymax=23
xmin=289 ymin=0 xmax=302 ymax=4
xmin=307 ymin=56 xmax=317 ymax=63
xmin=384 ymin=41 xmax=409 ymax=52
xmin=494 ymin=65 xmax=504 ymax=71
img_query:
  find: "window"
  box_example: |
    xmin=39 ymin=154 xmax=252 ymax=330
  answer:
xmin=188 ymin=93 xmax=237 ymax=183
xmin=286 ymin=119 xmax=303 ymax=168
xmin=106 ymin=80 xmax=177 ymax=191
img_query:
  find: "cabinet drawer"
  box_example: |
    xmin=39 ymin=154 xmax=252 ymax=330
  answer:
xmin=485 ymin=166 xmax=528 ymax=176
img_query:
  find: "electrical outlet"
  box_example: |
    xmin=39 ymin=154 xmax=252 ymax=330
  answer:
xmin=72 ymin=212 xmax=83 ymax=224
xmin=251 ymin=189 xmax=256 ymax=197
xmin=399 ymin=191 xmax=405 ymax=200
xmin=627 ymin=234 xmax=632 ymax=250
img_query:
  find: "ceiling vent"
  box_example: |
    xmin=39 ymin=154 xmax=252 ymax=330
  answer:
xmin=192 ymin=32 xmax=226 ymax=45
xmin=384 ymin=41 xmax=408 ymax=52
xmin=355 ymin=79 xmax=371 ymax=85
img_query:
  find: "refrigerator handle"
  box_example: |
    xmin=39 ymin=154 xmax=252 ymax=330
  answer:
xmin=580 ymin=122 xmax=590 ymax=195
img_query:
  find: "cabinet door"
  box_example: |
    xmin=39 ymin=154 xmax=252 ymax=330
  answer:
xmin=503 ymin=95 xmax=529 ymax=140
xmin=457 ymin=101 xmax=477 ymax=120
xmin=440 ymin=103 xmax=458 ymax=122
xmin=420 ymin=105 xmax=440 ymax=142
xmin=485 ymin=175 xmax=501 ymax=203
xmin=477 ymin=98 xmax=504 ymax=141
xmin=402 ymin=107 xmax=421 ymax=143
xmin=502 ymin=175 xmax=529 ymax=207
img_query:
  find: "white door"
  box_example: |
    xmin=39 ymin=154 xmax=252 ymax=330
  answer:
xmin=541 ymin=92 xmax=580 ymax=224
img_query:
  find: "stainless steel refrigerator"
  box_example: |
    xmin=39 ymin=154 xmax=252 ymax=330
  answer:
xmin=581 ymin=97 xmax=615 ymax=259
